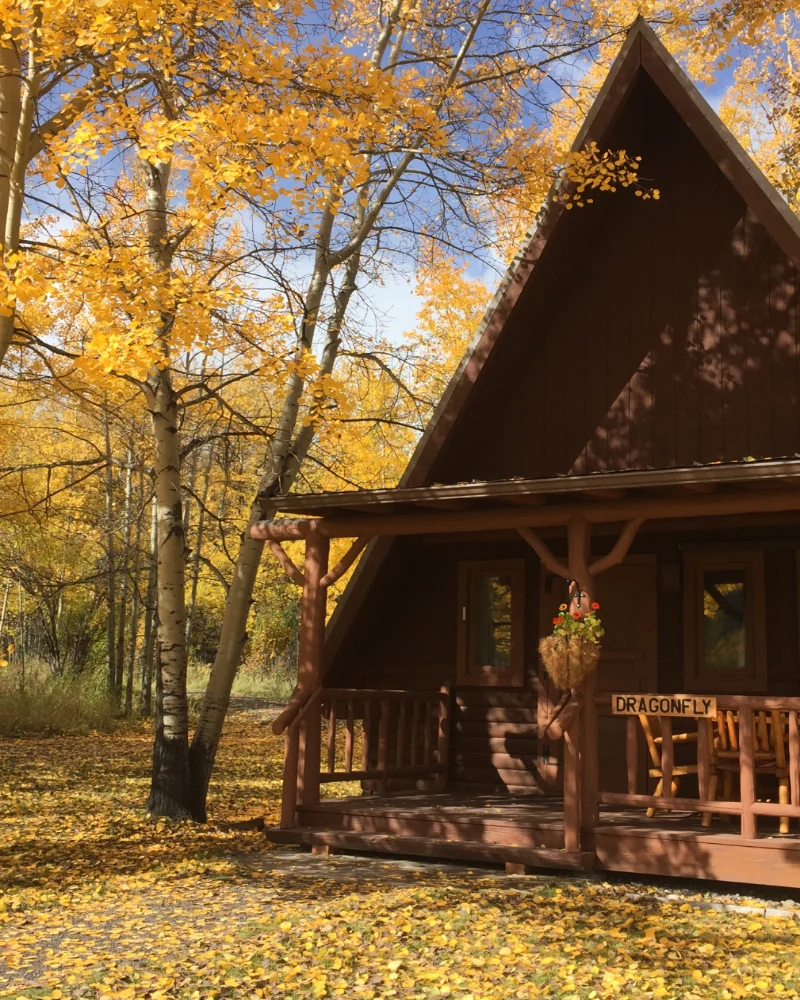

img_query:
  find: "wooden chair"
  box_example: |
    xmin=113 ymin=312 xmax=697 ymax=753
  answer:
xmin=639 ymin=715 xmax=698 ymax=817
xmin=703 ymin=710 xmax=790 ymax=832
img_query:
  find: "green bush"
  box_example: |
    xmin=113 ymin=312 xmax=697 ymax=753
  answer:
xmin=0 ymin=665 xmax=117 ymax=736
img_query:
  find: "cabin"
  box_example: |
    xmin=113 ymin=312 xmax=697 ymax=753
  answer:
xmin=254 ymin=19 xmax=800 ymax=889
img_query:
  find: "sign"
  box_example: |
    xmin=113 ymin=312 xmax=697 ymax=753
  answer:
xmin=611 ymin=693 xmax=717 ymax=718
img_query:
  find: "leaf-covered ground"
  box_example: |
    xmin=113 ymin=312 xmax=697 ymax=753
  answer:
xmin=2 ymin=712 xmax=800 ymax=999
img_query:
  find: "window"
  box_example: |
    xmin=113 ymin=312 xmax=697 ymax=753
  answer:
xmin=457 ymin=560 xmax=524 ymax=686
xmin=683 ymin=551 xmax=766 ymax=692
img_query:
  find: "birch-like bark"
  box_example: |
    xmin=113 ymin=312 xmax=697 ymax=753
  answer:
xmin=0 ymin=41 xmax=21 ymax=248
xmin=103 ymin=409 xmax=117 ymax=699
xmin=146 ymin=366 xmax=192 ymax=817
xmin=0 ymin=579 xmax=9 ymax=645
xmin=126 ymin=466 xmax=144 ymax=714
xmin=141 ymin=494 xmax=158 ymax=715
xmin=143 ymin=147 xmax=195 ymax=817
xmin=16 ymin=579 xmax=24 ymax=687
xmin=115 ymin=450 xmax=133 ymax=696
xmin=185 ymin=444 xmax=213 ymax=651
xmin=0 ymin=16 xmax=38 ymax=367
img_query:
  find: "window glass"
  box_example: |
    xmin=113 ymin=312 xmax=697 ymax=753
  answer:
xmin=702 ymin=568 xmax=747 ymax=672
xmin=473 ymin=573 xmax=513 ymax=668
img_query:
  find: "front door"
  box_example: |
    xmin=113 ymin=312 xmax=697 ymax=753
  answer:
xmin=539 ymin=555 xmax=657 ymax=792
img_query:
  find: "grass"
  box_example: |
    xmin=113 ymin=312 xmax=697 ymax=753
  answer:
xmin=0 ymin=665 xmax=117 ymax=737
xmin=187 ymin=659 xmax=296 ymax=701
xmin=0 ymin=657 xmax=294 ymax=738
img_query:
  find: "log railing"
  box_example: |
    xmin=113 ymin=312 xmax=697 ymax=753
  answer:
xmin=279 ymin=685 xmax=451 ymax=829
xmin=593 ymin=694 xmax=800 ymax=840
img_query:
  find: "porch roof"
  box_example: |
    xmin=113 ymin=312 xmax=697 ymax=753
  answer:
xmin=262 ymin=458 xmax=800 ymax=520
xmin=252 ymin=459 xmax=800 ymax=540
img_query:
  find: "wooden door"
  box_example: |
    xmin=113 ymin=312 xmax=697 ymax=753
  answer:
xmin=539 ymin=555 xmax=657 ymax=792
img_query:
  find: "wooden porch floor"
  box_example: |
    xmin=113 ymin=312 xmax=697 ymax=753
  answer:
xmin=267 ymin=791 xmax=800 ymax=889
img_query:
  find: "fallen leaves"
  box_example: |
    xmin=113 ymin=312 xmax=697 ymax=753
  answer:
xmin=1 ymin=711 xmax=800 ymax=999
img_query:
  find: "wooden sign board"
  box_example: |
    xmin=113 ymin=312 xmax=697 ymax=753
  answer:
xmin=611 ymin=694 xmax=717 ymax=718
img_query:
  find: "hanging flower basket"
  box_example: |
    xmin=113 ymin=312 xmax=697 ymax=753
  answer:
xmin=539 ymin=602 xmax=604 ymax=690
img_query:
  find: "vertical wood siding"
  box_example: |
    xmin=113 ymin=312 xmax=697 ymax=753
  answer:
xmin=429 ymin=72 xmax=800 ymax=485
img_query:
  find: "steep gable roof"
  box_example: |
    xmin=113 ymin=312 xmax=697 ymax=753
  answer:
xmin=323 ymin=16 xmax=800 ymax=662
xmin=401 ymin=17 xmax=800 ymax=494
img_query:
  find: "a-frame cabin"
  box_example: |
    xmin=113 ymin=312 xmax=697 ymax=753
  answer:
xmin=255 ymin=20 xmax=800 ymax=888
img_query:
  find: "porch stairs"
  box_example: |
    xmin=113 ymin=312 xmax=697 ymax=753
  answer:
xmin=450 ymin=688 xmax=543 ymax=793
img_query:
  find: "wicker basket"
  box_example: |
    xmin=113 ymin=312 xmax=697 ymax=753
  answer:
xmin=539 ymin=634 xmax=600 ymax=690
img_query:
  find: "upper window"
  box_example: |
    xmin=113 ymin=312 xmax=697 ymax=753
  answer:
xmin=683 ymin=551 xmax=766 ymax=692
xmin=457 ymin=560 xmax=524 ymax=687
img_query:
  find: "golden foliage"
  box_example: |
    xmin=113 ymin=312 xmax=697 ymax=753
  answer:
xmin=2 ymin=714 xmax=800 ymax=998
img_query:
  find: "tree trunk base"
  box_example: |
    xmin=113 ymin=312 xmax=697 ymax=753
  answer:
xmin=188 ymin=738 xmax=215 ymax=823
xmin=148 ymin=733 xmax=196 ymax=820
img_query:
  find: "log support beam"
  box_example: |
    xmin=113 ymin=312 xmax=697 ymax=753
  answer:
xmin=518 ymin=514 xmax=646 ymax=842
xmin=269 ymin=532 xmax=368 ymax=824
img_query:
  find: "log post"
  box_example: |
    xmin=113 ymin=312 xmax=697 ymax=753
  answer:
xmin=581 ymin=670 xmax=599 ymax=827
xmin=697 ymin=718 xmax=711 ymax=801
xmin=378 ymin=696 xmax=390 ymax=796
xmin=739 ymin=706 xmax=757 ymax=840
xmin=567 ymin=516 xmax=594 ymax=843
xmin=563 ymin=715 xmax=582 ymax=852
xmin=296 ymin=529 xmax=330 ymax=809
xmin=436 ymin=683 xmax=452 ymax=792
xmin=626 ymin=715 xmax=639 ymax=795
xmin=281 ymin=727 xmax=300 ymax=828
xmin=660 ymin=716 xmax=674 ymax=798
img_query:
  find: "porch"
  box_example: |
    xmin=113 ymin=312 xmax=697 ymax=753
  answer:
xmin=266 ymin=685 xmax=800 ymax=889
xmin=268 ymin=791 xmax=800 ymax=888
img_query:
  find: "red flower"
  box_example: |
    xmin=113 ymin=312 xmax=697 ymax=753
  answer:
xmin=552 ymin=616 xmax=564 ymax=625
xmin=591 ymin=602 xmax=600 ymax=610
xmin=572 ymin=612 xmax=581 ymax=620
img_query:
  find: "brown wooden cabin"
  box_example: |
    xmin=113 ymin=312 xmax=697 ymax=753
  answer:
xmin=255 ymin=20 xmax=800 ymax=889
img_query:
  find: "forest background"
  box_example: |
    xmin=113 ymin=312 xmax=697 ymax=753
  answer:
xmin=0 ymin=0 xmax=794 ymax=818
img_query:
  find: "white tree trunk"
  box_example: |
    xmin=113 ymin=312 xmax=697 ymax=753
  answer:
xmin=103 ymin=408 xmax=117 ymax=699
xmin=146 ymin=369 xmax=194 ymax=818
xmin=140 ymin=494 xmax=158 ymax=715
xmin=126 ymin=465 xmax=144 ymax=714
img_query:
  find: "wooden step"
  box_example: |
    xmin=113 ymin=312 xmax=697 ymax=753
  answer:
xmin=455 ymin=691 xmax=538 ymax=709
xmin=451 ymin=765 xmax=546 ymax=788
xmin=455 ymin=706 xmax=538 ymax=724
xmin=455 ymin=721 xmax=541 ymax=738
xmin=452 ymin=735 xmax=540 ymax=754
xmin=266 ymin=827 xmax=594 ymax=871
xmin=452 ymin=752 xmax=540 ymax=771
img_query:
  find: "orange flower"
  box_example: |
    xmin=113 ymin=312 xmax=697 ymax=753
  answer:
xmin=558 ymin=603 xmax=568 ymax=611
xmin=591 ymin=602 xmax=600 ymax=610
xmin=552 ymin=616 xmax=564 ymax=625
xmin=572 ymin=612 xmax=581 ymax=620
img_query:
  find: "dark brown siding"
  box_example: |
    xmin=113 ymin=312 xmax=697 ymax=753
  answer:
xmin=326 ymin=538 xmax=541 ymax=691
xmin=328 ymin=526 xmax=800 ymax=700
xmin=428 ymin=71 xmax=800 ymax=485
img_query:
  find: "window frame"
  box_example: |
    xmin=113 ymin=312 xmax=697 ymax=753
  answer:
xmin=456 ymin=559 xmax=525 ymax=688
xmin=683 ymin=549 xmax=766 ymax=693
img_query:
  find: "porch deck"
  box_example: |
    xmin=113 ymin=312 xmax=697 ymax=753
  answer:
xmin=268 ymin=791 xmax=800 ymax=889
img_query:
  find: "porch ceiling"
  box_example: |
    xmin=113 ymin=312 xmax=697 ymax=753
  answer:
xmin=260 ymin=459 xmax=800 ymax=522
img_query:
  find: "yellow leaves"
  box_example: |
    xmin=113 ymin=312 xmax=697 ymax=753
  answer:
xmin=0 ymin=706 xmax=798 ymax=1000
xmin=556 ymin=141 xmax=660 ymax=209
